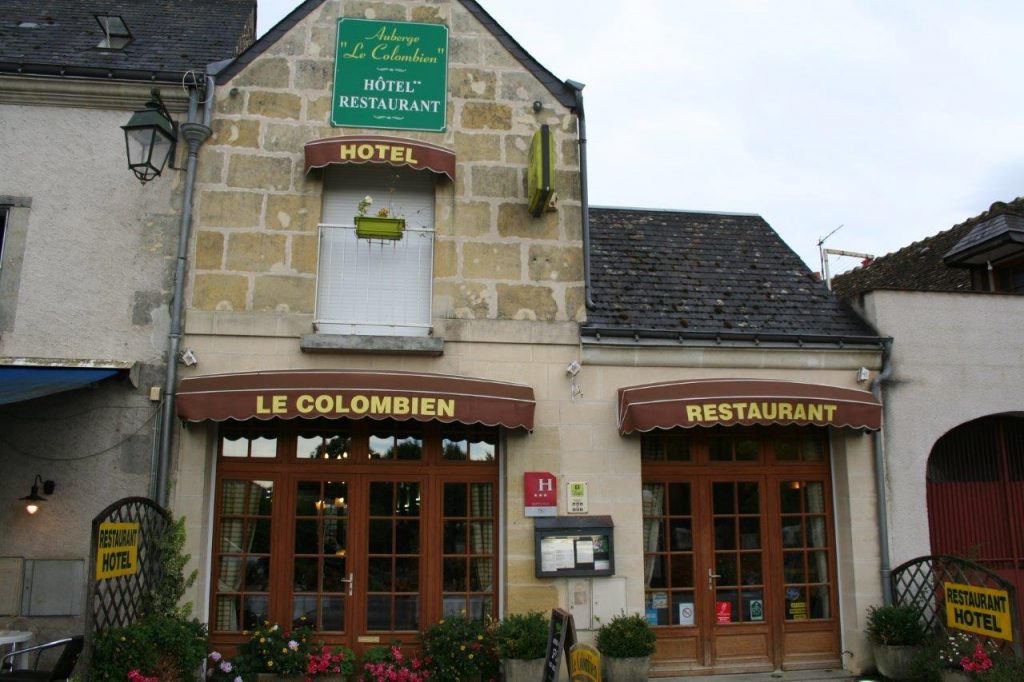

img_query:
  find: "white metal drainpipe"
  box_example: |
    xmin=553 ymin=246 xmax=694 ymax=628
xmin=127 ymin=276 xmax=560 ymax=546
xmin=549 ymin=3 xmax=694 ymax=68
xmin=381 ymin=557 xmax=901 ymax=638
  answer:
xmin=154 ymin=76 xmax=214 ymax=506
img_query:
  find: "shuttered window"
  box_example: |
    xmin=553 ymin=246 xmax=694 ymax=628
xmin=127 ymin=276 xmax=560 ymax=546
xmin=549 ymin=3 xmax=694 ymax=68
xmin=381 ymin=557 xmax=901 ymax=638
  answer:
xmin=317 ymin=165 xmax=435 ymax=336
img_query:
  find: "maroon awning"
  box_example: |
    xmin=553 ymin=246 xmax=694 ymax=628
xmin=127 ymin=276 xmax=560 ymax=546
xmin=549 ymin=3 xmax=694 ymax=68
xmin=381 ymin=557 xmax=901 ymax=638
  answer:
xmin=304 ymin=135 xmax=456 ymax=180
xmin=177 ymin=370 xmax=533 ymax=430
xmin=617 ymin=378 xmax=881 ymax=434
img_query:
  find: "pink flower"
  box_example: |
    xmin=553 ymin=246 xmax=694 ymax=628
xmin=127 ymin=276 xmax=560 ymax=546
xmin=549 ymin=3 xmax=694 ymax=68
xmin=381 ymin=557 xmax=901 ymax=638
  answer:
xmin=209 ymin=652 xmax=222 ymax=662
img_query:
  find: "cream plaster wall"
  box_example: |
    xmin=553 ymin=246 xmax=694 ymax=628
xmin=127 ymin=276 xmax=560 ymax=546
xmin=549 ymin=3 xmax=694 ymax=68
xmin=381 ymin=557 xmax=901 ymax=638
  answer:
xmin=857 ymin=290 xmax=1024 ymax=565
xmin=172 ymin=323 xmax=884 ymax=674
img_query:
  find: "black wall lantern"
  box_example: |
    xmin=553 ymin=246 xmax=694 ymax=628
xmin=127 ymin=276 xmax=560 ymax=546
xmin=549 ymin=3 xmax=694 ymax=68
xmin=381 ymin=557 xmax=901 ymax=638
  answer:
xmin=20 ymin=474 xmax=56 ymax=515
xmin=122 ymin=88 xmax=177 ymax=184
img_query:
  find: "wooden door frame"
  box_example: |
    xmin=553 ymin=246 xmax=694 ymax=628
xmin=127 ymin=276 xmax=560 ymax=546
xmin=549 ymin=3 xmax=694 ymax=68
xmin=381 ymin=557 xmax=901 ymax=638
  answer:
xmin=640 ymin=427 xmax=841 ymax=674
xmin=209 ymin=420 xmax=501 ymax=655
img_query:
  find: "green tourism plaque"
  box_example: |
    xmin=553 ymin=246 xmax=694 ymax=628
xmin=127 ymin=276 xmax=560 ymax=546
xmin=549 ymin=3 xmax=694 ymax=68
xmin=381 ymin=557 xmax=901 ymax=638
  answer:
xmin=332 ymin=18 xmax=448 ymax=132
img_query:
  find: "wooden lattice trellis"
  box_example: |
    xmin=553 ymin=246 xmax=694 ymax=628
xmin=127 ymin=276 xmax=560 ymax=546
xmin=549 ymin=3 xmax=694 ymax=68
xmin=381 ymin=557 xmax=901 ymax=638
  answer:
xmin=82 ymin=496 xmax=171 ymax=677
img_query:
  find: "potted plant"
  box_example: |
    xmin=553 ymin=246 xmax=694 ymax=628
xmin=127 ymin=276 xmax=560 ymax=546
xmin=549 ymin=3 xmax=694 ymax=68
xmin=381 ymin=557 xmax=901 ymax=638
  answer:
xmin=595 ymin=612 xmax=656 ymax=681
xmin=419 ymin=611 xmax=497 ymax=681
xmin=864 ymin=604 xmax=927 ymax=680
xmin=206 ymin=651 xmax=243 ymax=682
xmin=237 ymin=621 xmax=316 ymax=681
xmin=490 ymin=611 xmax=548 ymax=682
xmin=354 ymin=195 xmax=404 ymax=240
xmin=360 ymin=644 xmax=431 ymax=682
xmin=306 ymin=644 xmax=356 ymax=681
xmin=936 ymin=630 xmax=1002 ymax=681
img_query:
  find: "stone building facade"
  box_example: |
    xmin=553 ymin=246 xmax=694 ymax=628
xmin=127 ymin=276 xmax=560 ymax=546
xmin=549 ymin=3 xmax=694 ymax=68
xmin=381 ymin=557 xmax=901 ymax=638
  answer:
xmin=169 ymin=0 xmax=889 ymax=676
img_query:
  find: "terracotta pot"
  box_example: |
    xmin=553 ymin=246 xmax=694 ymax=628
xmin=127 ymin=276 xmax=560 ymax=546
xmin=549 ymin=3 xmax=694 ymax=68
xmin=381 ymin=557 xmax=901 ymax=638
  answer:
xmin=871 ymin=643 xmax=922 ymax=680
xmin=603 ymin=655 xmax=650 ymax=682
xmin=502 ymin=657 xmax=544 ymax=682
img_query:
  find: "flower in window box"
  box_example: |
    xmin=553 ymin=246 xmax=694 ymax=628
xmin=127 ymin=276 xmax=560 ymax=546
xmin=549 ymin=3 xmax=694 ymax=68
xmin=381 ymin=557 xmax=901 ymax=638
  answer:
xmin=355 ymin=194 xmax=404 ymax=240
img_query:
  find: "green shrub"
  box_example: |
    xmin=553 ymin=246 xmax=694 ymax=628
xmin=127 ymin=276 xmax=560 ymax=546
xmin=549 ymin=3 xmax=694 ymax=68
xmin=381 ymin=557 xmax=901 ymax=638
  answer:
xmin=595 ymin=613 xmax=656 ymax=659
xmin=491 ymin=611 xmax=548 ymax=660
xmin=91 ymin=613 xmax=207 ymax=682
xmin=865 ymin=604 xmax=927 ymax=646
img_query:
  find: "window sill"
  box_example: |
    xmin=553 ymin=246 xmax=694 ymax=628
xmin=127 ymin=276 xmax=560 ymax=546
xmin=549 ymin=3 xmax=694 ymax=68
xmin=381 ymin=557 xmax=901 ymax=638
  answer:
xmin=300 ymin=333 xmax=444 ymax=356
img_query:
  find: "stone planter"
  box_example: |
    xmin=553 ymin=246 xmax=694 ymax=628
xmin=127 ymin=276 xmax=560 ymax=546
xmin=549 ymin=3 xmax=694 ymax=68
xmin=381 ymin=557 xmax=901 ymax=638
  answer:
xmin=603 ymin=655 xmax=650 ymax=682
xmin=871 ymin=643 xmax=922 ymax=680
xmin=502 ymin=657 xmax=544 ymax=682
xmin=255 ymin=674 xmax=309 ymax=682
xmin=255 ymin=676 xmax=347 ymax=682
xmin=939 ymin=671 xmax=971 ymax=682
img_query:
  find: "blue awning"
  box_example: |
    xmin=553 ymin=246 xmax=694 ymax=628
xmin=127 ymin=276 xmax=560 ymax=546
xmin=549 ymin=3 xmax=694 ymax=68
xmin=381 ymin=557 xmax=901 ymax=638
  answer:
xmin=0 ymin=365 xmax=127 ymax=405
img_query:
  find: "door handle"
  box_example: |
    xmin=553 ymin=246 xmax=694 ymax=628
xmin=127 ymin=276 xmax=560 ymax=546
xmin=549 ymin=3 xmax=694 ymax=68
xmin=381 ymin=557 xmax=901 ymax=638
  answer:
xmin=340 ymin=572 xmax=354 ymax=596
xmin=708 ymin=568 xmax=722 ymax=590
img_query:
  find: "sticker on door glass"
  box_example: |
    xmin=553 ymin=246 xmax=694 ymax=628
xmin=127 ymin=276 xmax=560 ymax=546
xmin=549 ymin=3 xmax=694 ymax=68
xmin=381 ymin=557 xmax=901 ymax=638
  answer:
xmin=716 ymin=601 xmax=732 ymax=623
xmin=749 ymin=599 xmax=764 ymax=621
xmin=678 ymin=602 xmax=695 ymax=625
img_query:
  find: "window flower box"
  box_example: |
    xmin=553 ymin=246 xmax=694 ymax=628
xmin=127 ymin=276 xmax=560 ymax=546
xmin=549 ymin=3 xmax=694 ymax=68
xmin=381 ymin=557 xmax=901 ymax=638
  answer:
xmin=354 ymin=215 xmax=405 ymax=240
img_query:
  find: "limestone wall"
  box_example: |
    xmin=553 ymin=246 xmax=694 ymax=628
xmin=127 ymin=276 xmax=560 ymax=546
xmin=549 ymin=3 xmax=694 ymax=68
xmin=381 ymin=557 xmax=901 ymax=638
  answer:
xmin=189 ymin=0 xmax=583 ymax=331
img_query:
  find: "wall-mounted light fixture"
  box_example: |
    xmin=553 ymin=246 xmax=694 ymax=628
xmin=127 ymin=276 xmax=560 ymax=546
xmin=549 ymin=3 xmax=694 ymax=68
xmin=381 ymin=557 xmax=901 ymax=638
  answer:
xmin=20 ymin=475 xmax=55 ymax=515
xmin=122 ymin=88 xmax=177 ymax=184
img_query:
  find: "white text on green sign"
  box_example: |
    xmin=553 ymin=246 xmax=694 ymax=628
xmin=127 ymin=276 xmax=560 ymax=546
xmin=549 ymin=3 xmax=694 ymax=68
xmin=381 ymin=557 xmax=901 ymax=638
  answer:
xmin=332 ymin=19 xmax=448 ymax=132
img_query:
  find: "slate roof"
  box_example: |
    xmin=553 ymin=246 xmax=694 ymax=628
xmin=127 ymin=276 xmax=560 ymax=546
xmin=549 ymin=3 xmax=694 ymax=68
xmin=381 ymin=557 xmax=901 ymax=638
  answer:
xmin=944 ymin=207 xmax=1024 ymax=265
xmin=0 ymin=0 xmax=256 ymax=82
xmin=216 ymin=0 xmax=579 ymax=109
xmin=583 ymin=207 xmax=880 ymax=344
xmin=830 ymin=197 xmax=1024 ymax=299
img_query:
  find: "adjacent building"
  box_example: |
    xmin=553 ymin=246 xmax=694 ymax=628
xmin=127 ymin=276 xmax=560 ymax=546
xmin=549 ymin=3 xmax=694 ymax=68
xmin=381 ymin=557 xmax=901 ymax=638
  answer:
xmin=832 ymin=198 xmax=1024 ymax=620
xmin=0 ymin=0 xmax=254 ymax=642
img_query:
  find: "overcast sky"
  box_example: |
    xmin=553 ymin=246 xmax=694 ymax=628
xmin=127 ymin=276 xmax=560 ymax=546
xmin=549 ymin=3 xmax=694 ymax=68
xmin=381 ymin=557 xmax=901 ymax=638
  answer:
xmin=256 ymin=1 xmax=1024 ymax=274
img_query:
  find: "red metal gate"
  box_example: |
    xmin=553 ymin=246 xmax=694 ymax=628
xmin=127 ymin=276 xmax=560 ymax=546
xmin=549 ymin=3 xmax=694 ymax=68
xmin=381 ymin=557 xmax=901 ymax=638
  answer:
xmin=927 ymin=416 xmax=1024 ymax=618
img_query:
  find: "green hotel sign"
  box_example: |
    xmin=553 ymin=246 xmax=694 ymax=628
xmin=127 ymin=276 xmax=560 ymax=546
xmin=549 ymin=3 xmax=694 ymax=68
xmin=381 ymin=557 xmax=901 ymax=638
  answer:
xmin=332 ymin=18 xmax=448 ymax=132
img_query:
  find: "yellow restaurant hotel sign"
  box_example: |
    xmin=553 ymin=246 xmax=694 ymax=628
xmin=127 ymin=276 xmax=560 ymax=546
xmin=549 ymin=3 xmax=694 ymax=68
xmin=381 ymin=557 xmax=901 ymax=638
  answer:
xmin=944 ymin=582 xmax=1014 ymax=641
xmin=96 ymin=521 xmax=141 ymax=580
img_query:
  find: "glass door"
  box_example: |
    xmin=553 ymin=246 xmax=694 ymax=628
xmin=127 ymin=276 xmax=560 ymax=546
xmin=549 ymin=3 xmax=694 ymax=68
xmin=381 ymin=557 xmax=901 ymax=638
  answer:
xmin=293 ymin=479 xmax=352 ymax=633
xmin=707 ymin=480 xmax=771 ymax=667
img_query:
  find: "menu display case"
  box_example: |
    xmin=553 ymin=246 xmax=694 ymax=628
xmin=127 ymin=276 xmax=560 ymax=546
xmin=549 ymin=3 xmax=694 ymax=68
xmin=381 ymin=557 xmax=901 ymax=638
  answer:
xmin=534 ymin=516 xmax=615 ymax=578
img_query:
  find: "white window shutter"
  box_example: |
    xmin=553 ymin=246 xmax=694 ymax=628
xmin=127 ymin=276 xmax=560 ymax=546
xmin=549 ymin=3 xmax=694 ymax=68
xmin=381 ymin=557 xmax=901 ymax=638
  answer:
xmin=316 ymin=166 xmax=435 ymax=336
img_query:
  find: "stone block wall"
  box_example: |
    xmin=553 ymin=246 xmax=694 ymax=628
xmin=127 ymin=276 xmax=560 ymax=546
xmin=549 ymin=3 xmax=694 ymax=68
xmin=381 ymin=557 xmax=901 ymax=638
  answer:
xmin=190 ymin=0 xmax=584 ymax=328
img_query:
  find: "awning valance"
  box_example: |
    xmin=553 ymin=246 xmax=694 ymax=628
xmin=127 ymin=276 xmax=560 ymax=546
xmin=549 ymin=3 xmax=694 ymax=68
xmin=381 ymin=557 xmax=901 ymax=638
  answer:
xmin=617 ymin=378 xmax=881 ymax=434
xmin=176 ymin=370 xmax=534 ymax=430
xmin=304 ymin=135 xmax=456 ymax=180
xmin=0 ymin=358 xmax=136 ymax=405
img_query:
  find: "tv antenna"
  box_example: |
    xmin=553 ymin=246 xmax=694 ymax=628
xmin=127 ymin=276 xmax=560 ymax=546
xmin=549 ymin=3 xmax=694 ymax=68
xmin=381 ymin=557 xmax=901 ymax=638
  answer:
xmin=817 ymin=225 xmax=874 ymax=290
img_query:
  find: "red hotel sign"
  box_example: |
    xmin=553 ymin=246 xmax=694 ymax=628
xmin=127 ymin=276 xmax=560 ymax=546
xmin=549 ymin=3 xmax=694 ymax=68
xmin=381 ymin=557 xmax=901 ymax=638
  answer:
xmin=524 ymin=472 xmax=557 ymax=517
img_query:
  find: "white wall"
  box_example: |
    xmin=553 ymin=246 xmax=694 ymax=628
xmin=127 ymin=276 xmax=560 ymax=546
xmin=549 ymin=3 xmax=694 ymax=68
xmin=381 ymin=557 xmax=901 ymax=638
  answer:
xmin=859 ymin=290 xmax=1024 ymax=564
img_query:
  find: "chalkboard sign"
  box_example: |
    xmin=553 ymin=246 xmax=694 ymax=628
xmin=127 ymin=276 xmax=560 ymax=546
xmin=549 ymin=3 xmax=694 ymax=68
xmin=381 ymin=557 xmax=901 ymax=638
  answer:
xmin=542 ymin=609 xmax=577 ymax=682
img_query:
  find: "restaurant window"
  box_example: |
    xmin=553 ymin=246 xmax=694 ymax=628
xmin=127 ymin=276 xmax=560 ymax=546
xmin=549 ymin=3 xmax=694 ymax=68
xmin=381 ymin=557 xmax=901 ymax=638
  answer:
xmin=316 ymin=165 xmax=435 ymax=336
xmin=211 ymin=421 xmax=500 ymax=647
